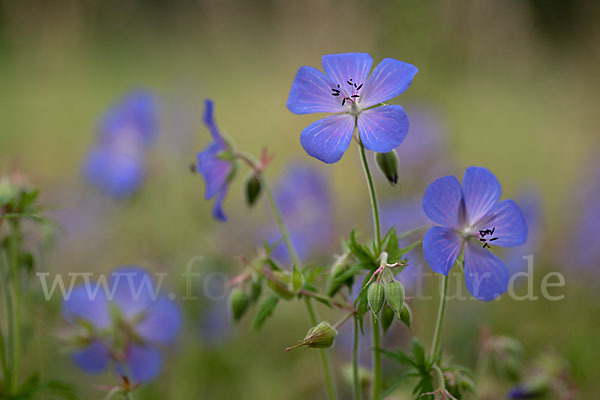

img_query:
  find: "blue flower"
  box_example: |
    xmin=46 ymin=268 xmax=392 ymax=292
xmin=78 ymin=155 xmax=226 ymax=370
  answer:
xmin=504 ymin=191 xmax=543 ymax=275
xmin=422 ymin=167 xmax=528 ymax=301
xmin=269 ymin=163 xmax=333 ymax=263
xmin=196 ymin=100 xmax=235 ymax=221
xmin=62 ymin=267 xmax=181 ymax=383
xmin=83 ymin=91 xmax=157 ymax=198
xmin=287 ymin=53 xmax=418 ymax=163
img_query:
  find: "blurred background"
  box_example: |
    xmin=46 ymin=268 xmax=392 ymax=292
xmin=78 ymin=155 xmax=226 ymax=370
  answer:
xmin=1 ymin=0 xmax=599 ymax=398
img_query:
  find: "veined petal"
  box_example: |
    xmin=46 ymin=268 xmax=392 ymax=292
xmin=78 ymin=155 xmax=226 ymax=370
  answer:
xmin=136 ymin=298 xmax=182 ymax=343
xmin=462 ymin=167 xmax=502 ymax=225
xmin=300 ymin=114 xmax=355 ymax=164
xmin=71 ymin=340 xmax=111 ymax=374
xmin=357 ymin=105 xmax=409 ymax=153
xmin=464 ymin=240 xmax=509 ymax=301
xmin=121 ymin=345 xmax=162 ymax=383
xmin=196 ymin=145 xmax=231 ymax=200
xmin=423 ymin=227 xmax=463 ymax=275
xmin=359 ymin=58 xmax=418 ymax=108
xmin=422 ymin=176 xmax=464 ymax=229
xmin=475 ymin=199 xmax=527 ymax=247
xmin=322 ymin=53 xmax=373 ymax=90
xmin=62 ymin=285 xmax=110 ymax=330
xmin=287 ymin=66 xmax=341 ymax=114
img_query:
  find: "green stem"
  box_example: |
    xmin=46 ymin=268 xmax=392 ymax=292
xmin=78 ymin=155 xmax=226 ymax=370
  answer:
xmin=9 ymin=222 xmax=21 ymax=393
xmin=358 ymin=140 xmax=383 ymax=400
xmin=124 ymin=392 xmax=134 ymax=400
xmin=358 ymin=142 xmax=381 ymax=252
xmin=430 ymin=274 xmax=449 ymax=362
xmin=0 ymin=253 xmax=10 ymax=389
xmin=352 ymin=318 xmax=361 ymax=400
xmin=258 ymin=168 xmax=336 ymax=400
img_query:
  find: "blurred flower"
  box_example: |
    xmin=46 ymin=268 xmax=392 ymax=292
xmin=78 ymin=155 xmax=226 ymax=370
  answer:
xmin=62 ymin=266 xmax=181 ymax=383
xmin=269 ymin=163 xmax=333 ymax=264
xmin=83 ymin=91 xmax=157 ymax=198
xmin=422 ymin=167 xmax=528 ymax=301
xmin=504 ymin=190 xmax=543 ymax=275
xmin=287 ymin=53 xmax=418 ymax=163
xmin=196 ymin=99 xmax=236 ymax=221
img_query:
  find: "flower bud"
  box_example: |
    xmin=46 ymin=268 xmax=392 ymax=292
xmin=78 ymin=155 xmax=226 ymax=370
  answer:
xmin=381 ymin=306 xmax=395 ymax=335
xmin=244 ymin=174 xmax=262 ymax=207
xmin=266 ymin=271 xmax=295 ymax=300
xmin=230 ymin=288 xmax=250 ymax=322
xmin=400 ymin=303 xmax=413 ymax=328
xmin=384 ymin=280 xmax=405 ymax=318
xmin=286 ymin=321 xmax=337 ymax=351
xmin=368 ymin=282 xmax=385 ymax=318
xmin=375 ymin=150 xmax=399 ymax=186
xmin=326 ymin=252 xmax=353 ymax=297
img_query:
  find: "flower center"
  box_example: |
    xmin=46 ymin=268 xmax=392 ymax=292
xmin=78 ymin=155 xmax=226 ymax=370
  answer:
xmin=330 ymin=78 xmax=363 ymax=113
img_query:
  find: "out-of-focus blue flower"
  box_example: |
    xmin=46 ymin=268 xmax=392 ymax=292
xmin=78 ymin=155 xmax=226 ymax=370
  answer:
xmin=504 ymin=191 xmax=543 ymax=275
xmin=269 ymin=163 xmax=333 ymax=264
xmin=287 ymin=53 xmax=418 ymax=163
xmin=570 ymin=160 xmax=600 ymax=270
xmin=196 ymin=100 xmax=235 ymax=221
xmin=83 ymin=91 xmax=157 ymax=198
xmin=62 ymin=266 xmax=181 ymax=383
xmin=422 ymin=167 xmax=528 ymax=301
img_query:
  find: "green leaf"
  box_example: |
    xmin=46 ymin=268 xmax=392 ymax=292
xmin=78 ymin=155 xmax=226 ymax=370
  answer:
xmin=251 ymin=295 xmax=280 ymax=331
xmin=378 ymin=372 xmax=420 ymax=399
xmin=349 ymin=230 xmax=375 ymax=265
xmin=378 ymin=348 xmax=417 ymax=368
xmin=292 ymin=267 xmax=302 ymax=292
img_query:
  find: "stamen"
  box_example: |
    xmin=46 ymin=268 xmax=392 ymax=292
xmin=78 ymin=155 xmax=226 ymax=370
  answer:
xmin=478 ymin=227 xmax=499 ymax=248
xmin=330 ymin=78 xmax=364 ymax=106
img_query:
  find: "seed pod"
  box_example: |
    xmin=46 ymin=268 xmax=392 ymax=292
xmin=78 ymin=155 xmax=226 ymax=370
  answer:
xmin=385 ymin=280 xmax=405 ymax=318
xmin=368 ymin=282 xmax=385 ymax=318
xmin=244 ymin=174 xmax=262 ymax=207
xmin=381 ymin=306 xmax=395 ymax=335
xmin=230 ymin=288 xmax=250 ymax=322
xmin=287 ymin=321 xmax=337 ymax=351
xmin=400 ymin=303 xmax=412 ymax=328
xmin=375 ymin=150 xmax=399 ymax=186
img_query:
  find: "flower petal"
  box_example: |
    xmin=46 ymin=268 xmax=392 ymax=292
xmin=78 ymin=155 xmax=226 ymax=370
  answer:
xmin=122 ymin=345 xmax=162 ymax=383
xmin=196 ymin=144 xmax=231 ymax=200
xmin=109 ymin=266 xmax=156 ymax=320
xmin=321 ymin=53 xmax=373 ymax=90
xmin=462 ymin=167 xmax=502 ymax=225
xmin=212 ymin=185 xmax=229 ymax=222
xmin=422 ymin=176 xmax=464 ymax=229
xmin=100 ymin=91 xmax=157 ymax=146
xmin=475 ymin=199 xmax=528 ymax=247
xmin=83 ymin=147 xmax=145 ymax=199
xmin=287 ymin=66 xmax=341 ymax=114
xmin=359 ymin=58 xmax=418 ymax=108
xmin=71 ymin=340 xmax=111 ymax=374
xmin=423 ymin=227 xmax=463 ymax=275
xmin=62 ymin=284 xmax=110 ymax=330
xmin=464 ymin=240 xmax=509 ymax=301
xmin=136 ymin=298 xmax=182 ymax=343
xmin=357 ymin=105 xmax=409 ymax=153
xmin=300 ymin=114 xmax=355 ymax=164
xmin=203 ymin=99 xmax=226 ymax=145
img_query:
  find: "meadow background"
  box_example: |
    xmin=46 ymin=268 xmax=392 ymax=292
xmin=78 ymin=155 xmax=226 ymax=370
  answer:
xmin=1 ymin=0 xmax=599 ymax=398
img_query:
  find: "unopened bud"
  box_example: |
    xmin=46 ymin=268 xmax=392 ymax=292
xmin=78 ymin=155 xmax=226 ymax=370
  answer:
xmin=385 ymin=280 xmax=405 ymax=318
xmin=375 ymin=150 xmax=399 ymax=186
xmin=244 ymin=174 xmax=262 ymax=207
xmin=230 ymin=289 xmax=250 ymax=322
xmin=266 ymin=271 xmax=295 ymax=300
xmin=368 ymin=282 xmax=385 ymax=319
xmin=326 ymin=252 xmax=353 ymax=297
xmin=286 ymin=321 xmax=337 ymax=351
xmin=400 ymin=303 xmax=413 ymax=328
xmin=381 ymin=306 xmax=395 ymax=335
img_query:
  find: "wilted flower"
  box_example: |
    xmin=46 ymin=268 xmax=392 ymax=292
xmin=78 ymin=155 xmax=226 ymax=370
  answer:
xmin=196 ymin=99 xmax=236 ymax=221
xmin=422 ymin=167 xmax=528 ymax=300
xmin=62 ymin=266 xmax=181 ymax=383
xmin=83 ymin=91 xmax=157 ymax=198
xmin=287 ymin=53 xmax=418 ymax=163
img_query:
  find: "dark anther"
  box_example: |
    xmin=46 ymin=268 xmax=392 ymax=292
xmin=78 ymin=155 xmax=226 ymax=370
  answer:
xmin=351 ymin=95 xmax=360 ymax=98
xmin=342 ymin=98 xmax=346 ymax=106
xmin=331 ymin=88 xmax=340 ymax=97
xmin=356 ymin=83 xmax=363 ymax=90
xmin=479 ymin=238 xmax=487 ymax=242
xmin=337 ymin=84 xmax=340 ymax=88
xmin=490 ymin=238 xmax=498 ymax=242
xmin=490 ymin=227 xmax=495 ymax=235
xmin=482 ymin=243 xmax=490 ymax=249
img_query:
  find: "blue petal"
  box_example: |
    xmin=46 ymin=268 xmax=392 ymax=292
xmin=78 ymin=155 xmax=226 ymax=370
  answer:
xmin=62 ymin=285 xmax=110 ymax=330
xmin=121 ymin=345 xmax=162 ymax=383
xmin=212 ymin=185 xmax=229 ymax=222
xmin=359 ymin=58 xmax=418 ymax=108
xmin=300 ymin=113 xmax=355 ymax=164
xmin=357 ymin=105 xmax=409 ymax=153
xmin=464 ymin=240 xmax=509 ymax=301
xmin=422 ymin=176 xmax=464 ymax=229
xmin=99 ymin=91 xmax=158 ymax=146
xmin=462 ymin=167 xmax=502 ymax=225
xmin=203 ymin=99 xmax=226 ymax=145
xmin=475 ymin=199 xmax=527 ymax=247
xmin=136 ymin=298 xmax=182 ymax=343
xmin=321 ymin=53 xmax=373 ymax=90
xmin=423 ymin=227 xmax=463 ymax=275
xmin=83 ymin=146 xmax=145 ymax=199
xmin=71 ymin=340 xmax=111 ymax=374
xmin=287 ymin=66 xmax=341 ymax=114
xmin=109 ymin=266 xmax=156 ymax=320
xmin=196 ymin=145 xmax=231 ymax=200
